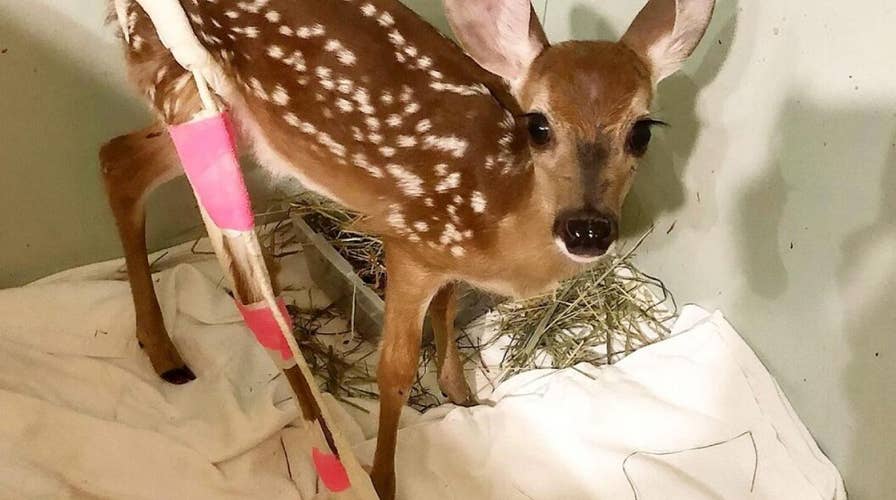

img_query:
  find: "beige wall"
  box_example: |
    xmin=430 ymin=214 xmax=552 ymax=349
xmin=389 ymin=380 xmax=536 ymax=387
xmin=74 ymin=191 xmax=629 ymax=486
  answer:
xmin=0 ymin=0 xmax=292 ymax=287
xmin=540 ymin=1 xmax=894 ymax=498
xmin=0 ymin=0 xmax=199 ymax=287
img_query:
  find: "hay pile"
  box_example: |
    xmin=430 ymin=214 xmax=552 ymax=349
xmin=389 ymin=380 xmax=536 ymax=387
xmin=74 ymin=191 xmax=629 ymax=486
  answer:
xmin=287 ymin=193 xmax=676 ymax=411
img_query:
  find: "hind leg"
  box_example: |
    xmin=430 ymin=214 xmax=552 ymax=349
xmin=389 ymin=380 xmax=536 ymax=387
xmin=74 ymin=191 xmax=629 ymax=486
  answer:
xmin=100 ymin=123 xmax=195 ymax=384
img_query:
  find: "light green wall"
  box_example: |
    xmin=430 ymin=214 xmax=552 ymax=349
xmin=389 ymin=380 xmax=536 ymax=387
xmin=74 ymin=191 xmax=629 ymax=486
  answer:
xmin=540 ymin=1 xmax=894 ymax=498
xmin=0 ymin=0 xmax=204 ymax=287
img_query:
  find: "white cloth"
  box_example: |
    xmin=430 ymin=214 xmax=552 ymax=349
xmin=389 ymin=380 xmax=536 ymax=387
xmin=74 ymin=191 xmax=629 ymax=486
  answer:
xmin=0 ymin=244 xmax=845 ymax=499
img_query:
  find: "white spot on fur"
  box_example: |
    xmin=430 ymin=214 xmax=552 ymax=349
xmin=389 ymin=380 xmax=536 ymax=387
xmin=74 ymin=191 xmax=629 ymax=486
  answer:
xmin=225 ymin=10 xmax=240 ymax=19
xmin=434 ymin=164 xmax=449 ymax=177
xmin=396 ymin=135 xmax=417 ymax=148
xmin=317 ymin=132 xmax=346 ymax=157
xmin=386 ymin=164 xmax=424 ymax=197
xmin=440 ymin=224 xmax=463 ymax=245
xmin=352 ymin=153 xmax=384 ymax=178
xmin=380 ymin=91 xmax=394 ymax=105
xmin=267 ymin=45 xmax=284 ymax=59
xmin=430 ymin=82 xmax=490 ymax=96
xmin=416 ymin=56 xmax=433 ymax=69
xmin=284 ymin=51 xmax=307 ymax=72
xmin=413 ymin=221 xmax=429 ymax=232
xmin=386 ymin=114 xmax=402 ymax=127
xmin=403 ymin=102 xmax=420 ymax=115
xmin=352 ymin=88 xmax=371 ymax=105
xmin=415 ymin=119 xmax=432 ymax=134
xmin=423 ymin=135 xmax=469 ymax=158
xmin=365 ymin=116 xmax=381 ymax=131
xmin=299 ymin=121 xmax=317 ymax=134
xmin=336 ymin=98 xmax=354 ymax=113
xmin=378 ymin=12 xmax=395 ymax=27
xmin=237 ymin=0 xmax=268 ymax=13
xmin=265 ymin=10 xmax=281 ymax=23
xmin=471 ymin=191 xmax=487 ymax=213
xmin=388 ymin=30 xmax=405 ymax=46
xmin=451 ymin=246 xmax=466 ymax=257
xmin=279 ymin=25 xmax=294 ymax=36
xmin=249 ymin=77 xmax=269 ymax=100
xmin=337 ymin=78 xmax=354 ymax=94
xmin=360 ymin=3 xmax=376 ymax=16
xmin=387 ymin=204 xmax=407 ymax=232
xmin=271 ymin=84 xmax=289 ymax=105
xmin=379 ymin=146 xmax=396 ymax=158
xmin=283 ymin=112 xmax=300 ymax=127
xmin=351 ymin=126 xmax=365 ymax=142
xmin=435 ymin=172 xmax=461 ymax=192
xmin=296 ymin=24 xmax=326 ymax=38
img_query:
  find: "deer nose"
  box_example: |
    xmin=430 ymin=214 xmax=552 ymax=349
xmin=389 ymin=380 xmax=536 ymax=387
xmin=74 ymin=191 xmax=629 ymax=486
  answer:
xmin=554 ymin=211 xmax=618 ymax=258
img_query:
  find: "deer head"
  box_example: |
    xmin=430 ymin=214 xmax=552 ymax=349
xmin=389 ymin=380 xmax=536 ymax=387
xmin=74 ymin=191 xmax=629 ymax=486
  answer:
xmin=445 ymin=0 xmax=715 ymax=263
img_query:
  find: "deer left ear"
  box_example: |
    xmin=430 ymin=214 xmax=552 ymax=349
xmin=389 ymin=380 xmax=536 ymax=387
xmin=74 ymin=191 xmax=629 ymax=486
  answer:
xmin=621 ymin=0 xmax=715 ymax=83
xmin=443 ymin=0 xmax=549 ymax=86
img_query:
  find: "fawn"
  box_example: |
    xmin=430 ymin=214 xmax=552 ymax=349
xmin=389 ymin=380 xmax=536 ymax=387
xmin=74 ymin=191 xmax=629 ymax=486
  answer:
xmin=101 ymin=0 xmax=715 ymax=497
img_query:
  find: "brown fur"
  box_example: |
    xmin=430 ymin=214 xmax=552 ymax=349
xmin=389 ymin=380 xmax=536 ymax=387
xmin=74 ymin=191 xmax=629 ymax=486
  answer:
xmin=103 ymin=0 xmax=713 ymax=497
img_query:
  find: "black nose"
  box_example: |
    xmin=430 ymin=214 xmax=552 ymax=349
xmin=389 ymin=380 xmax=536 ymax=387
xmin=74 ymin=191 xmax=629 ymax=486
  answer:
xmin=554 ymin=211 xmax=618 ymax=257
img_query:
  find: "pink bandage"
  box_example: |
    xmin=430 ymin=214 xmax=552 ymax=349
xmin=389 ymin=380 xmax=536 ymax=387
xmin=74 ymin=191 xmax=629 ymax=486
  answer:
xmin=312 ymin=448 xmax=351 ymax=493
xmin=235 ymin=298 xmax=294 ymax=364
xmin=168 ymin=113 xmax=254 ymax=231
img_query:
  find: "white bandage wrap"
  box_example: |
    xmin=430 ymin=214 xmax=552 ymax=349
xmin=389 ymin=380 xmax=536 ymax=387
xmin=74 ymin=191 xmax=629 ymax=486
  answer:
xmin=114 ymin=0 xmax=231 ymax=103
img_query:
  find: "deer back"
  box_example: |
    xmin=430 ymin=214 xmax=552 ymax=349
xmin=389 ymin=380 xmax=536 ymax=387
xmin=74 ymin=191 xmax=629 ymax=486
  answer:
xmin=120 ymin=0 xmax=535 ymax=260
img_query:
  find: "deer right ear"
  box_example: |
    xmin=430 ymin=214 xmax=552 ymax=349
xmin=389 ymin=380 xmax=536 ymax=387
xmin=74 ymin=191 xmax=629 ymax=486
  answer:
xmin=443 ymin=0 xmax=549 ymax=86
xmin=621 ymin=0 xmax=715 ymax=83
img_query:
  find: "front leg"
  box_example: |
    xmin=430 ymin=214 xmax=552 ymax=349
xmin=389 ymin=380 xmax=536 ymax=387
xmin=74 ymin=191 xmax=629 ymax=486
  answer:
xmin=370 ymin=244 xmax=443 ymax=500
xmin=429 ymin=284 xmax=476 ymax=406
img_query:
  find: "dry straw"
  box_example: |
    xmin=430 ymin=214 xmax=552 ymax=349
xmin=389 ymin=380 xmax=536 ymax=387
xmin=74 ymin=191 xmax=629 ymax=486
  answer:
xmin=288 ymin=193 xmax=676 ymax=411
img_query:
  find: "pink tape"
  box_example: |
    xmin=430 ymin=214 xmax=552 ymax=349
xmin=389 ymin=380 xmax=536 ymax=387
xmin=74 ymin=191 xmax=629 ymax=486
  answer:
xmin=312 ymin=448 xmax=351 ymax=493
xmin=235 ymin=298 xmax=294 ymax=363
xmin=168 ymin=113 xmax=255 ymax=231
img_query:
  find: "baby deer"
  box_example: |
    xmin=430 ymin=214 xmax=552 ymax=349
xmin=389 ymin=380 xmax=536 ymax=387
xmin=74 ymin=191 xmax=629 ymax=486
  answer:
xmin=101 ymin=0 xmax=714 ymax=497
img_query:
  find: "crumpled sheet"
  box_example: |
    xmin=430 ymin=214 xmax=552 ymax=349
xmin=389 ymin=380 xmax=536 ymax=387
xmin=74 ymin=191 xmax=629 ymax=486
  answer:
xmin=0 ymin=242 xmax=846 ymax=499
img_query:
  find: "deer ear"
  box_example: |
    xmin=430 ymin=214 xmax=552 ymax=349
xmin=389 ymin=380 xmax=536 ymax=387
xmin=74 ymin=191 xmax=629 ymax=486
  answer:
xmin=621 ymin=0 xmax=715 ymax=83
xmin=443 ymin=0 xmax=549 ymax=85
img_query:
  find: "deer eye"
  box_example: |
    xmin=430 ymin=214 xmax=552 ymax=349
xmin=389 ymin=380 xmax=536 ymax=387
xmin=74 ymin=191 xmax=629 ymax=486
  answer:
xmin=627 ymin=119 xmax=665 ymax=156
xmin=525 ymin=112 xmax=552 ymax=147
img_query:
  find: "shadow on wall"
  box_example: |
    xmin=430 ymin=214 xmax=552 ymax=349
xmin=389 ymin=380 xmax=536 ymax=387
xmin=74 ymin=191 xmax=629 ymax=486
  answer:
xmin=837 ymin=127 xmax=896 ymax=499
xmin=620 ymin=1 xmax=740 ymax=240
xmin=0 ymin=8 xmax=205 ymax=286
xmin=731 ymin=96 xmax=896 ymax=498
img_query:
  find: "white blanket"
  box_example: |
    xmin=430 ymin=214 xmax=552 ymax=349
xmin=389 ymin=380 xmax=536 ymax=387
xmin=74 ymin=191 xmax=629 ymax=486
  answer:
xmin=0 ymin=243 xmax=845 ymax=499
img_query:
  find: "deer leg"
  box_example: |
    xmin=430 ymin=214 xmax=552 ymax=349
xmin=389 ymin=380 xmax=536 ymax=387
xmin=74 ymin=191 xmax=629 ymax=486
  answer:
xmin=370 ymin=244 xmax=442 ymax=500
xmin=100 ymin=123 xmax=195 ymax=384
xmin=429 ymin=284 xmax=476 ymax=406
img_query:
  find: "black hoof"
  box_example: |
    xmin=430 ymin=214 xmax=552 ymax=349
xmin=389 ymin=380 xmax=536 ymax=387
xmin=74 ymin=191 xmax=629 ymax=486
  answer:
xmin=161 ymin=366 xmax=196 ymax=385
